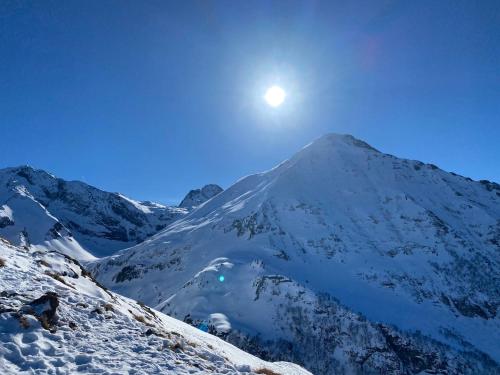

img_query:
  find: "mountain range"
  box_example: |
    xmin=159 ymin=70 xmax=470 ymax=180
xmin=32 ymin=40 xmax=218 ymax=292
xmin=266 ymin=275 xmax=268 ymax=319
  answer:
xmin=1 ymin=134 xmax=499 ymax=374
xmin=0 ymin=166 xmax=221 ymax=258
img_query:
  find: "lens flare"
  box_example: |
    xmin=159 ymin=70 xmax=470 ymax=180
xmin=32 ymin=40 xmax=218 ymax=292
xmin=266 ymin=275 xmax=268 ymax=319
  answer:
xmin=197 ymin=323 xmax=209 ymax=332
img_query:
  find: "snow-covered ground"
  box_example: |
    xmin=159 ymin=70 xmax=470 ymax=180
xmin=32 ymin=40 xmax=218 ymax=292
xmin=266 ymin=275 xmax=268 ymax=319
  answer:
xmin=0 ymin=239 xmax=309 ymax=374
xmin=91 ymin=134 xmax=500 ymax=374
xmin=1 ymin=134 xmax=498 ymax=374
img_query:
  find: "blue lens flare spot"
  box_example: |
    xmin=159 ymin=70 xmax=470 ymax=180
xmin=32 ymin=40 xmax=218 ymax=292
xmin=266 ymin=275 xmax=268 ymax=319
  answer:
xmin=197 ymin=323 xmax=208 ymax=332
xmin=218 ymin=275 xmax=225 ymax=282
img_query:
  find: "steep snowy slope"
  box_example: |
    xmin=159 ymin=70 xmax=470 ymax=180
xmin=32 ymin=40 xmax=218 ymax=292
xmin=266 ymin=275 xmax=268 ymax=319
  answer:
xmin=0 ymin=238 xmax=309 ymax=374
xmin=92 ymin=134 xmax=499 ymax=374
xmin=0 ymin=166 xmax=187 ymax=258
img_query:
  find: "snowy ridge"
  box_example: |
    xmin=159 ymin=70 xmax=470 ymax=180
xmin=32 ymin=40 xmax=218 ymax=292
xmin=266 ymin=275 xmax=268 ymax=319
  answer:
xmin=0 ymin=166 xmax=188 ymax=258
xmin=0 ymin=238 xmax=310 ymax=374
xmin=92 ymin=134 xmax=500 ymax=374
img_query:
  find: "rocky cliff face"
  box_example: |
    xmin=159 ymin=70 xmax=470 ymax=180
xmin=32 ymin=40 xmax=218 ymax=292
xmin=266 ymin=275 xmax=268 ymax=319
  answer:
xmin=91 ymin=134 xmax=500 ymax=374
xmin=0 ymin=166 xmax=187 ymax=258
xmin=179 ymin=184 xmax=223 ymax=209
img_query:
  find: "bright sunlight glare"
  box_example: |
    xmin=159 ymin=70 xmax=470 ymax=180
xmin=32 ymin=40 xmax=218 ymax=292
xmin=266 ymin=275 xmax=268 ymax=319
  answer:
xmin=264 ymin=86 xmax=286 ymax=107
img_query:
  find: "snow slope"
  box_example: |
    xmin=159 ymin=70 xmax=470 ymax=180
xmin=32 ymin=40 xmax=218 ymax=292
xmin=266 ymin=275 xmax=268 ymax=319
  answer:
xmin=92 ymin=134 xmax=500 ymax=374
xmin=0 ymin=238 xmax=309 ymax=375
xmin=0 ymin=166 xmax=188 ymax=258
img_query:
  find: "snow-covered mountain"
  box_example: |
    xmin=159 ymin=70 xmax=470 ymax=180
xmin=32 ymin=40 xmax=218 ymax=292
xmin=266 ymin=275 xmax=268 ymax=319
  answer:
xmin=0 ymin=166 xmax=190 ymax=258
xmin=0 ymin=238 xmax=309 ymax=374
xmin=180 ymin=184 xmax=224 ymax=209
xmin=91 ymin=134 xmax=500 ymax=374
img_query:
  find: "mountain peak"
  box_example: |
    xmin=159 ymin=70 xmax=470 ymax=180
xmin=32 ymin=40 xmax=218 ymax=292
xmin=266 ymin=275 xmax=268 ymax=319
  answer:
xmin=0 ymin=166 xmax=188 ymax=258
xmin=306 ymin=133 xmax=380 ymax=153
xmin=179 ymin=184 xmax=223 ymax=209
xmin=92 ymin=134 xmax=500 ymax=374
xmin=0 ymin=165 xmax=58 ymax=187
xmin=270 ymin=133 xmax=381 ymax=180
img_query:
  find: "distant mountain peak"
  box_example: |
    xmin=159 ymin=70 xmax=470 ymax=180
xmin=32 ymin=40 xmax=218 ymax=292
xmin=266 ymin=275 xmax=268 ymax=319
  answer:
xmin=179 ymin=184 xmax=223 ymax=208
xmin=3 ymin=165 xmax=56 ymax=183
xmin=0 ymin=166 xmax=188 ymax=258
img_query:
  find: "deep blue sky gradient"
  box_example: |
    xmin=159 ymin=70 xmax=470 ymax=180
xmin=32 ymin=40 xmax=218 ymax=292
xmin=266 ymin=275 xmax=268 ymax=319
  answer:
xmin=1 ymin=1 xmax=499 ymax=204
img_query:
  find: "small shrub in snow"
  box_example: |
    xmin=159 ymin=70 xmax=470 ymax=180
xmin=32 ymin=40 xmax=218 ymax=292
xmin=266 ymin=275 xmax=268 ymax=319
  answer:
xmin=171 ymin=341 xmax=183 ymax=351
xmin=138 ymin=301 xmax=157 ymax=317
xmin=91 ymin=307 xmax=103 ymax=314
xmin=45 ymin=271 xmax=72 ymax=288
xmin=37 ymin=259 xmax=51 ymax=267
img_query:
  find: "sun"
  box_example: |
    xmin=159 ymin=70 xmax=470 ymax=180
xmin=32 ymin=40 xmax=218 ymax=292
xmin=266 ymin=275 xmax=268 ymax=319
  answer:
xmin=264 ymin=85 xmax=286 ymax=107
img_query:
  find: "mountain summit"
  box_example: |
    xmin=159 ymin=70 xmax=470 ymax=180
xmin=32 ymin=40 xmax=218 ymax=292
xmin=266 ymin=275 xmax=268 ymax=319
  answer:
xmin=91 ymin=134 xmax=500 ymax=374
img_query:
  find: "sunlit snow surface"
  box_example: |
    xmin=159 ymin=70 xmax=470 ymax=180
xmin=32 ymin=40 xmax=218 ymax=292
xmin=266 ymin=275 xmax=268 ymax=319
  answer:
xmin=92 ymin=134 xmax=500 ymax=373
xmin=0 ymin=240 xmax=310 ymax=374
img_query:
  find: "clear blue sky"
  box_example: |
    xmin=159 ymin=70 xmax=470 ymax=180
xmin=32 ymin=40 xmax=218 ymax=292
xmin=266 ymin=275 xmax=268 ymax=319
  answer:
xmin=1 ymin=1 xmax=499 ymax=204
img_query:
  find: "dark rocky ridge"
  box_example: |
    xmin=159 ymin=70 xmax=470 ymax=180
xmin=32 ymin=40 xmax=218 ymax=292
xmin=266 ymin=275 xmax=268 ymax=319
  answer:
xmin=179 ymin=184 xmax=223 ymax=209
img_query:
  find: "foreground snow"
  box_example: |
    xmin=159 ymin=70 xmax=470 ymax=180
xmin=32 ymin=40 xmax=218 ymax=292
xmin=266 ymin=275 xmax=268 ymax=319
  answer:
xmin=0 ymin=239 xmax=309 ymax=375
